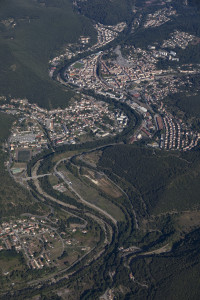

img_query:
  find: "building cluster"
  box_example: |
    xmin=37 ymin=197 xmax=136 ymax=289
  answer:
xmin=1 ymin=18 xmax=16 ymax=29
xmin=9 ymin=119 xmax=48 ymax=156
xmin=160 ymin=110 xmax=200 ymax=151
xmin=0 ymin=99 xmax=48 ymax=159
xmin=79 ymin=36 xmax=90 ymax=45
xmin=100 ymin=47 xmax=160 ymax=88
xmin=128 ymin=101 xmax=155 ymax=143
xmin=0 ymin=217 xmax=57 ymax=270
xmin=53 ymin=183 xmax=67 ymax=193
xmin=49 ymin=22 xmax=125 ymax=78
xmin=64 ymin=42 xmax=200 ymax=151
xmin=151 ymin=47 xmax=179 ymax=62
xmin=0 ymin=216 xmax=90 ymax=270
xmin=144 ymin=7 xmax=176 ymax=28
xmin=65 ymin=46 xmax=162 ymax=94
xmin=106 ymin=22 xmax=127 ymax=33
xmin=161 ymin=30 xmax=198 ymax=49
xmin=143 ymin=70 xmax=200 ymax=109
xmin=66 ymin=53 xmax=101 ymax=89
xmin=144 ymin=75 xmax=187 ymax=104
xmin=128 ymin=93 xmax=200 ymax=151
xmin=91 ymin=23 xmax=118 ymax=50
xmin=143 ymin=73 xmax=200 ymax=151
xmin=45 ymin=97 xmax=128 ymax=145
xmin=1 ymin=96 xmax=127 ymax=158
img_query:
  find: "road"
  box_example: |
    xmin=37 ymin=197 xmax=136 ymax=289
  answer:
xmin=54 ymin=162 xmax=118 ymax=226
xmin=22 ymin=173 xmax=52 ymax=181
xmin=78 ymin=153 xmax=139 ymax=229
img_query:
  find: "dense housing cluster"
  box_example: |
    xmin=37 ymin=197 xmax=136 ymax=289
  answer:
xmin=144 ymin=7 xmax=176 ymax=28
xmin=162 ymin=30 xmax=199 ymax=49
xmin=0 ymin=96 xmax=127 ymax=169
xmin=49 ymin=22 xmax=126 ymax=77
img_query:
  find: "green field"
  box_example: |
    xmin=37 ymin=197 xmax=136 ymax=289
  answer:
xmin=73 ymin=62 xmax=84 ymax=69
xmin=0 ymin=0 xmax=96 ymax=108
xmin=17 ymin=150 xmax=31 ymax=162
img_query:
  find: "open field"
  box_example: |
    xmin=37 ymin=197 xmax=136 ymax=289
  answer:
xmin=62 ymin=167 xmax=125 ymax=221
xmin=81 ymin=150 xmax=102 ymax=167
xmin=0 ymin=250 xmax=24 ymax=275
xmin=52 ymin=149 xmax=86 ymax=163
xmin=82 ymin=168 xmax=122 ymax=198
xmin=176 ymin=210 xmax=200 ymax=232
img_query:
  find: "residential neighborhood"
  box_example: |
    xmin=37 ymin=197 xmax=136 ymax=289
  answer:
xmin=0 ymin=96 xmax=128 ymax=170
xmin=144 ymin=7 xmax=177 ymax=28
xmin=61 ymin=41 xmax=200 ymax=151
xmin=0 ymin=215 xmax=91 ymax=270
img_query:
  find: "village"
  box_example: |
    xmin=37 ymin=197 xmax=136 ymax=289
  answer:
xmin=0 ymin=215 xmax=91 ymax=271
xmin=43 ymin=97 xmax=127 ymax=146
xmin=161 ymin=30 xmax=200 ymax=49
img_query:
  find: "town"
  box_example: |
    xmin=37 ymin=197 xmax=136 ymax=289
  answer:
xmin=49 ymin=22 xmax=126 ymax=78
xmin=0 ymin=96 xmax=128 ymax=175
xmin=61 ymin=39 xmax=200 ymax=151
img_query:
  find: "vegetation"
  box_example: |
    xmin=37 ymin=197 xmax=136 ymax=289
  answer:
xmin=189 ymin=0 xmax=200 ymax=11
xmin=0 ymin=0 xmax=96 ymax=108
xmin=98 ymin=145 xmax=200 ymax=215
xmin=0 ymin=0 xmax=200 ymax=298
xmin=0 ymin=112 xmax=45 ymax=218
xmin=129 ymin=228 xmax=200 ymax=300
xmin=163 ymin=75 xmax=200 ymax=129
xmin=164 ymin=86 xmax=200 ymax=120
xmin=75 ymin=0 xmax=135 ymax=25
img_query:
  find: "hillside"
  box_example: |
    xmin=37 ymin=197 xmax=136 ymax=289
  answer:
xmin=98 ymin=145 xmax=200 ymax=215
xmin=0 ymin=0 xmax=95 ymax=108
xmin=75 ymin=0 xmax=135 ymax=25
xmin=129 ymin=228 xmax=200 ymax=300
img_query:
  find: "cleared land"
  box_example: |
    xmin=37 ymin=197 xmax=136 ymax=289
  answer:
xmin=60 ymin=166 xmax=125 ymax=222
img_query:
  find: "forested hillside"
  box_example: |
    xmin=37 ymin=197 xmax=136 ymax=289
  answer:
xmin=128 ymin=228 xmax=200 ymax=300
xmin=75 ymin=0 xmax=135 ymax=25
xmin=0 ymin=0 xmax=95 ymax=108
xmin=98 ymin=145 xmax=200 ymax=215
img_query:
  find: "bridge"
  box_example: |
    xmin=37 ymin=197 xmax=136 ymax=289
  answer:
xmin=22 ymin=173 xmax=52 ymax=181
